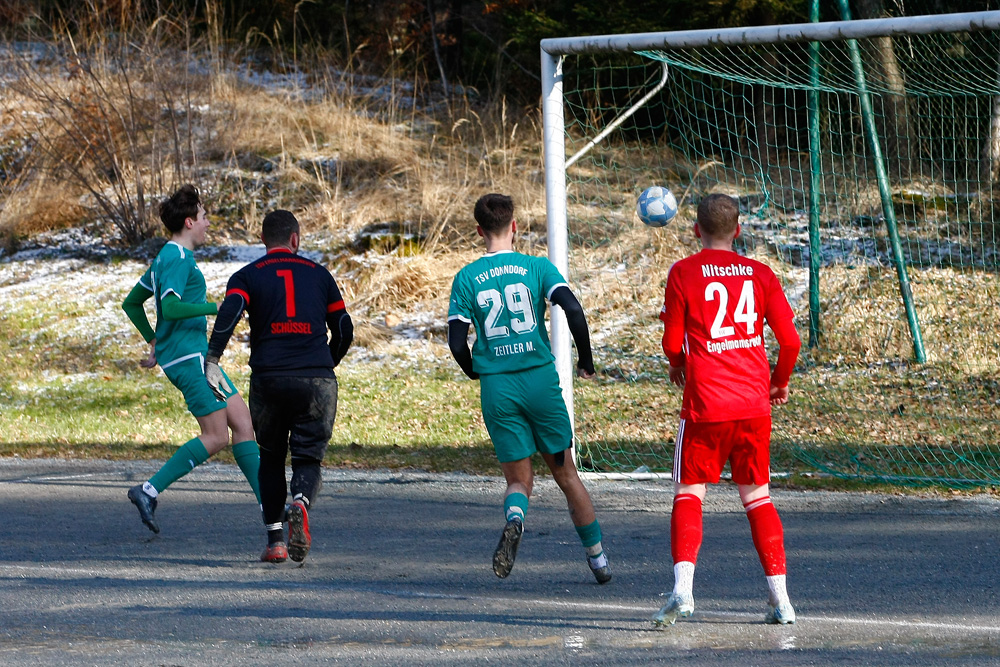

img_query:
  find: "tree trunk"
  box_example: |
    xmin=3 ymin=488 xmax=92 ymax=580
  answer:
xmin=426 ymin=0 xmax=450 ymax=97
xmin=854 ymin=0 xmax=913 ymax=179
xmin=981 ymin=56 xmax=1000 ymax=185
xmin=875 ymin=35 xmax=913 ymax=178
xmin=444 ymin=0 xmax=463 ymax=82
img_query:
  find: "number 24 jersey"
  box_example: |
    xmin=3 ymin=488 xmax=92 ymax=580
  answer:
xmin=660 ymin=248 xmax=794 ymax=423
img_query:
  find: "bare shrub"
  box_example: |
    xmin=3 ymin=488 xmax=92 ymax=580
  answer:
xmin=3 ymin=5 xmax=206 ymax=245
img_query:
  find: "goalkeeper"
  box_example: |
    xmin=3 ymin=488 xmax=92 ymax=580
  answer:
xmin=207 ymin=210 xmax=353 ymax=564
xmin=121 ymin=184 xmax=261 ymax=535
xmin=653 ymin=193 xmax=801 ymax=627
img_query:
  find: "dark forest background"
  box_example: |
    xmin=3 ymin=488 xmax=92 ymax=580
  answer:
xmin=2 ymin=0 xmax=998 ymax=106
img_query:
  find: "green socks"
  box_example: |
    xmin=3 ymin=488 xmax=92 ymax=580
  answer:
xmin=149 ymin=437 xmax=210 ymax=493
xmin=147 ymin=438 xmax=260 ymax=503
xmin=575 ymin=519 xmax=604 ymax=558
xmin=231 ymin=440 xmax=262 ymax=504
xmin=504 ymin=492 xmax=529 ymax=523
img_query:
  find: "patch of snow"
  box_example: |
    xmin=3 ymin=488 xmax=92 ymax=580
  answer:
xmin=0 ymin=224 xmax=448 ymax=356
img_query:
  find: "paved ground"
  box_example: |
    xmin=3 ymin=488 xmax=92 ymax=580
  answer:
xmin=0 ymin=458 xmax=998 ymax=665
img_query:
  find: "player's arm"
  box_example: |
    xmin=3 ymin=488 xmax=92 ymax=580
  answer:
xmin=121 ymin=282 xmax=155 ymax=343
xmin=661 ymin=324 xmax=686 ymax=388
xmin=659 ymin=264 xmax=686 ymax=388
xmin=207 ymin=290 xmax=247 ymax=361
xmin=327 ymin=308 xmax=354 ymax=367
xmin=548 ymin=286 xmax=595 ymax=378
xmin=447 ymin=319 xmax=478 ymax=380
xmin=204 ymin=288 xmax=247 ymax=401
xmin=768 ymin=316 xmax=800 ymax=405
xmin=160 ymin=293 xmax=218 ymax=321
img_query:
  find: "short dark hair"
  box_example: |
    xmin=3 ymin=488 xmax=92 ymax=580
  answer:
xmin=696 ymin=193 xmax=739 ymax=238
xmin=159 ymin=184 xmax=202 ymax=233
xmin=474 ymin=193 xmax=514 ymax=237
xmin=261 ymin=209 xmax=300 ymax=246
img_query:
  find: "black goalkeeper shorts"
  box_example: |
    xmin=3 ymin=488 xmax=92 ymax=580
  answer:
xmin=249 ymin=375 xmax=339 ymax=462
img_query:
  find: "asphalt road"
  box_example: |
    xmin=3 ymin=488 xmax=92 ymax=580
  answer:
xmin=0 ymin=458 xmax=997 ymax=665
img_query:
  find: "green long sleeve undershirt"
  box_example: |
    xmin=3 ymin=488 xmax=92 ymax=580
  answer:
xmin=160 ymin=293 xmax=218 ymax=321
xmin=121 ymin=284 xmax=217 ymax=344
xmin=121 ymin=283 xmax=155 ymax=343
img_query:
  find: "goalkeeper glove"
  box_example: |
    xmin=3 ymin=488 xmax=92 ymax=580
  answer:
xmin=204 ymin=355 xmax=233 ymax=401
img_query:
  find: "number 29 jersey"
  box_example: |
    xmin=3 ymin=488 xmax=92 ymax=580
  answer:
xmin=660 ymin=248 xmax=794 ymax=423
xmin=448 ymin=250 xmax=568 ymax=376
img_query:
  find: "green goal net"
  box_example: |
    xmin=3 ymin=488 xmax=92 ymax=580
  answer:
xmin=544 ymin=14 xmax=1000 ymax=488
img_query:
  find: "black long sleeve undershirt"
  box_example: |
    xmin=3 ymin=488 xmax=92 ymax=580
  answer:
xmin=549 ymin=285 xmax=595 ymax=375
xmin=327 ymin=310 xmax=354 ymax=367
xmin=448 ymin=320 xmax=478 ymax=379
xmin=207 ymin=292 xmax=246 ymax=360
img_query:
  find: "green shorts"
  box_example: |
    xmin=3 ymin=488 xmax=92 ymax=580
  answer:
xmin=479 ymin=364 xmax=572 ymax=463
xmin=161 ymin=353 xmax=237 ymax=418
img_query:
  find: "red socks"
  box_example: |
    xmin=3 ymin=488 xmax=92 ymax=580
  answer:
xmin=744 ymin=497 xmax=787 ymax=576
xmin=670 ymin=493 xmax=703 ymax=564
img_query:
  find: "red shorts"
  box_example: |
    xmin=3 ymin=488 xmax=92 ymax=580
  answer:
xmin=673 ymin=416 xmax=772 ymax=485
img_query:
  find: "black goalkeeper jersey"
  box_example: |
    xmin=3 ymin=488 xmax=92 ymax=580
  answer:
xmin=210 ymin=248 xmax=348 ymax=378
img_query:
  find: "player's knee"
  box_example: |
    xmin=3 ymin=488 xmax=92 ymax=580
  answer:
xmin=201 ymin=433 xmax=229 ymax=453
xmin=550 ymin=464 xmax=581 ymax=490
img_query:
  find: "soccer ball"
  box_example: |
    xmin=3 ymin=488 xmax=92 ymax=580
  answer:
xmin=636 ymin=186 xmax=678 ymax=227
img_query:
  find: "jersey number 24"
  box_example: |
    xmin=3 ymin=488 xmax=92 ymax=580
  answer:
xmin=705 ymin=280 xmax=757 ymax=339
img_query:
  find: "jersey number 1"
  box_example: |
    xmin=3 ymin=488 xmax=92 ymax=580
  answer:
xmin=277 ymin=269 xmax=296 ymax=318
xmin=705 ymin=280 xmax=756 ymax=338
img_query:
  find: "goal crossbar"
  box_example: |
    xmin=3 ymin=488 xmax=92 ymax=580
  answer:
xmin=540 ymin=11 xmax=1000 ymax=55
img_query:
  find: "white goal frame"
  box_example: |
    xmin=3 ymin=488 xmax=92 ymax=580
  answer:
xmin=539 ymin=11 xmax=1000 ymax=478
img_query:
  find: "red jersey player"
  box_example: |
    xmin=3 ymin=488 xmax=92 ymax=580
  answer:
xmin=652 ymin=193 xmax=801 ymax=627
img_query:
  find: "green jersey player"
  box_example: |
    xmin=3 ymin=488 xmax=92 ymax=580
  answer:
xmin=447 ymin=193 xmax=611 ymax=584
xmin=121 ymin=184 xmax=261 ymax=534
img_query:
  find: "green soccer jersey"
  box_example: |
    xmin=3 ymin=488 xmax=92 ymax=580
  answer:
xmin=448 ymin=250 xmax=568 ymax=376
xmin=139 ymin=241 xmax=210 ymax=368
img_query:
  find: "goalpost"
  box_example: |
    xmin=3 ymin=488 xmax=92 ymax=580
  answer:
xmin=542 ymin=11 xmax=1000 ymax=486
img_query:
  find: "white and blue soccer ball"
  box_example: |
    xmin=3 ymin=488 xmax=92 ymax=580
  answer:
xmin=636 ymin=186 xmax=678 ymax=227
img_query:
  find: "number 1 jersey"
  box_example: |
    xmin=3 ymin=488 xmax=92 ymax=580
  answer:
xmin=660 ymin=248 xmax=794 ymax=422
xmin=224 ymin=248 xmax=346 ymax=378
xmin=448 ymin=250 xmax=567 ymax=376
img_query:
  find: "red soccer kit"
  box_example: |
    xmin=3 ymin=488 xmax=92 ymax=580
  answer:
xmin=660 ymin=248 xmax=799 ymax=484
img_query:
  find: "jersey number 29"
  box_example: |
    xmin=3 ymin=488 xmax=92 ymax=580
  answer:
xmin=477 ymin=283 xmax=537 ymax=339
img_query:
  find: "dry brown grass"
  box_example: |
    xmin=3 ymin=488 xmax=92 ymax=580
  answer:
xmin=805 ymin=266 xmax=1000 ymax=371
xmin=0 ymin=174 xmax=90 ymax=235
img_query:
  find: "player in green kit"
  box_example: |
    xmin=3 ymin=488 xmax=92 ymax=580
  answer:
xmin=447 ymin=193 xmax=611 ymax=584
xmin=121 ymin=184 xmax=261 ymax=534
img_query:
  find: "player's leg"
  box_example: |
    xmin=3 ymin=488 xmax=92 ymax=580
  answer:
xmin=733 ymin=416 xmax=794 ymax=624
xmin=222 ymin=372 xmax=261 ymax=504
xmin=494 ymin=457 xmax=532 ymax=578
xmin=249 ymin=375 xmax=292 ymax=562
xmin=128 ymin=359 xmax=229 ymax=533
xmin=664 ymin=480 xmax=706 ymax=612
xmin=212 ymin=390 xmax=262 ymax=504
xmin=480 ymin=372 xmax=536 ymax=578
xmin=539 ymin=449 xmax=611 ymax=584
xmin=285 ymin=376 xmax=338 ymax=563
xmin=738 ymin=482 xmax=793 ymax=623
xmin=654 ymin=419 xmax=729 ymax=626
xmin=519 ymin=364 xmax=610 ymax=582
